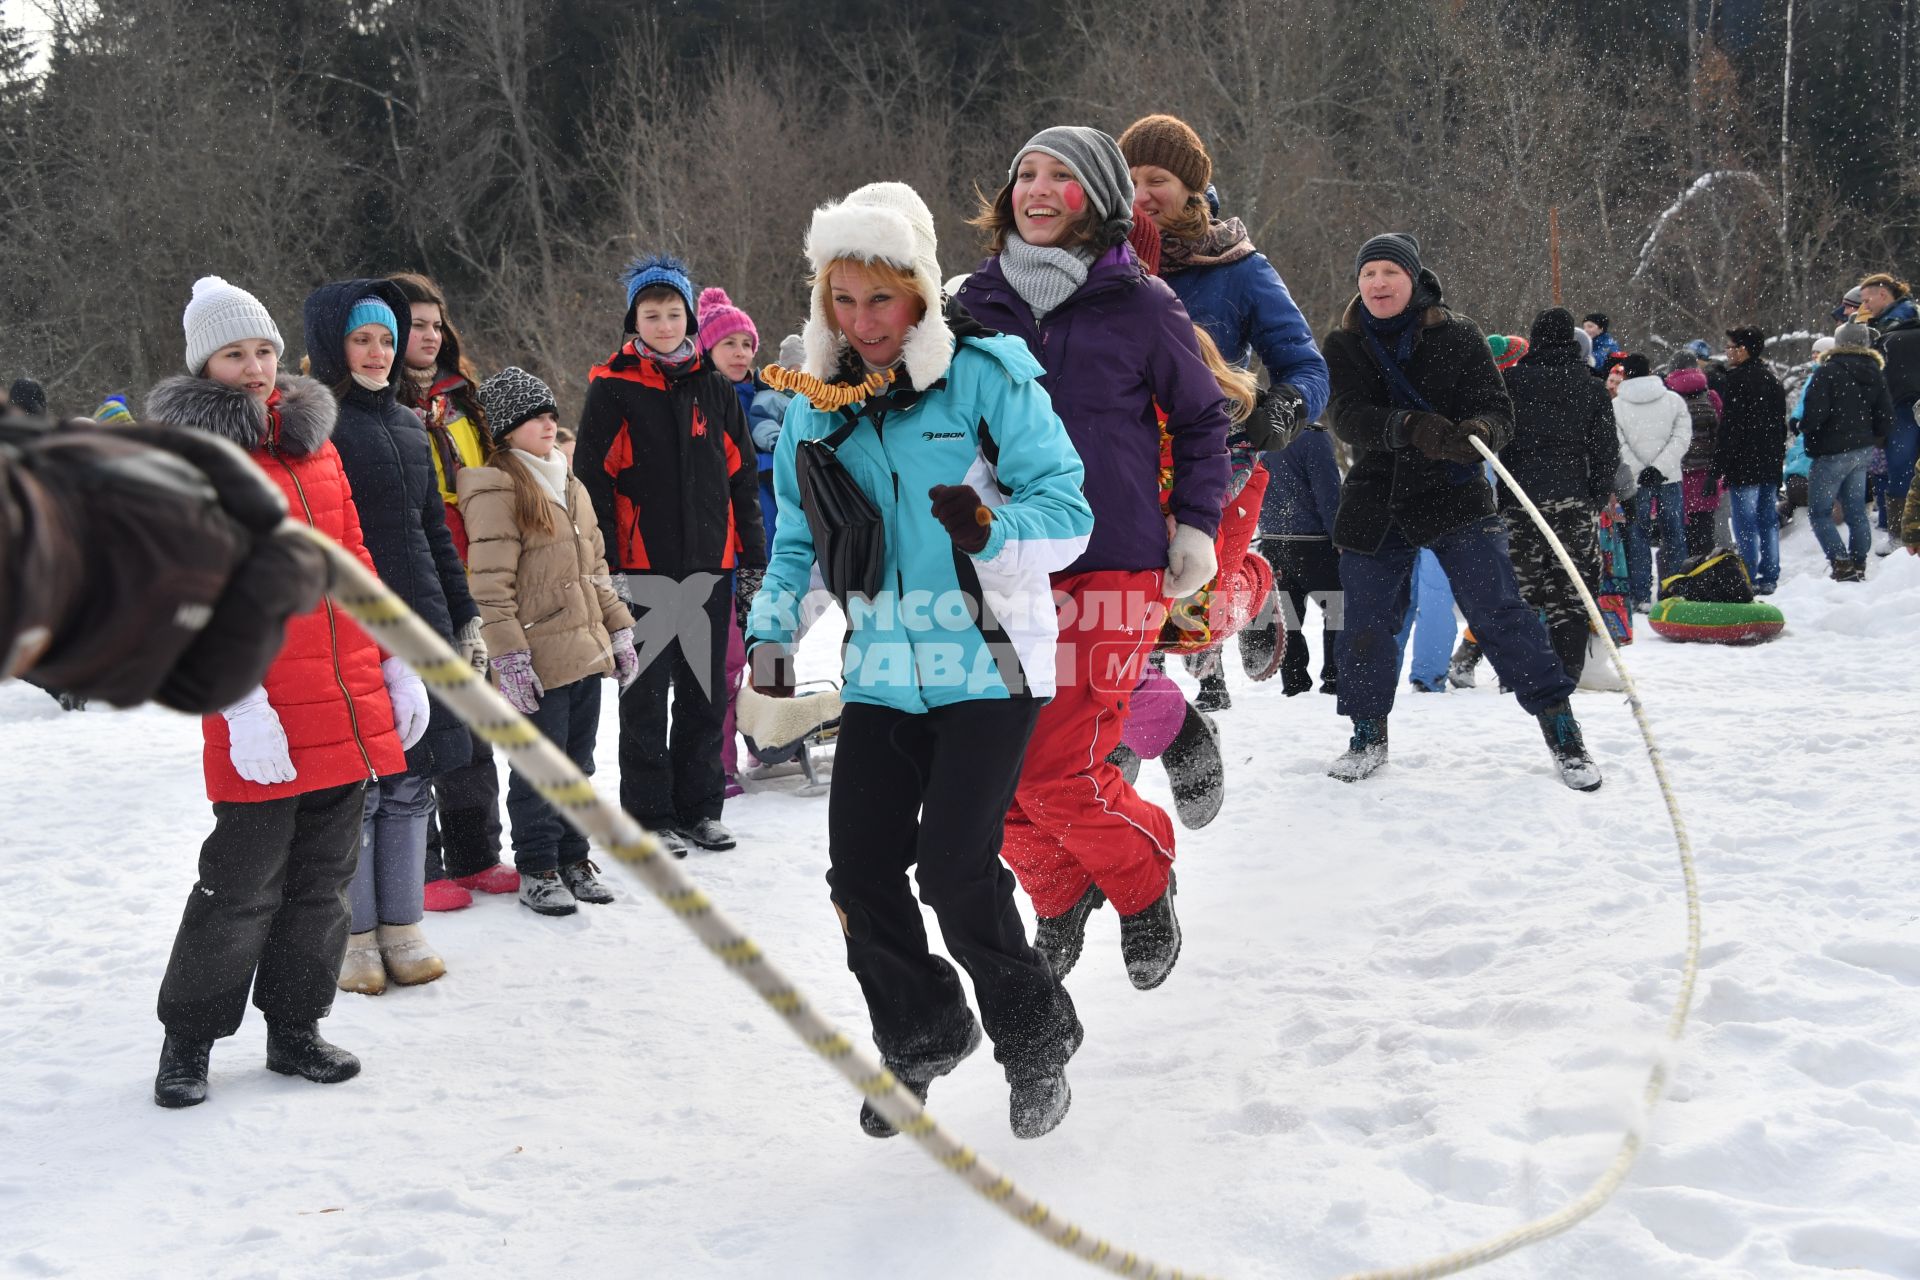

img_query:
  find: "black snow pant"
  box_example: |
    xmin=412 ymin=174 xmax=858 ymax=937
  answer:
xmin=156 ymin=780 xmax=366 ymax=1040
xmin=618 ymin=572 xmax=730 ymax=830
xmin=425 ymin=730 xmax=502 ymax=881
xmin=826 ymin=698 xmax=1080 ymax=1080
xmin=1259 ymin=535 xmax=1342 ymax=688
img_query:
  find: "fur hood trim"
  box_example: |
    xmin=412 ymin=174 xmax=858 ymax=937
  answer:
xmin=801 ymin=184 xmax=954 ymax=391
xmin=145 ymin=373 xmax=337 ymax=458
xmin=1822 ymin=344 xmax=1885 ymax=367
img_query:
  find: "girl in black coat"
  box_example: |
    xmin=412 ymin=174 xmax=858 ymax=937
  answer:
xmin=303 ymin=278 xmax=480 ymax=994
xmin=1322 ymin=235 xmax=1601 ymax=791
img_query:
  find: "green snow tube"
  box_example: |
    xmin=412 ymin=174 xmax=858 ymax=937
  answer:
xmin=1647 ymin=597 xmax=1785 ymax=644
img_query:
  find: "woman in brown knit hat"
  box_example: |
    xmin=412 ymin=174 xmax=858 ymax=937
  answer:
xmin=1118 ymin=112 xmax=1329 ymax=708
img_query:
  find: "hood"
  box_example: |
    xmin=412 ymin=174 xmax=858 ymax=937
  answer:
xmin=1617 ymin=374 xmax=1670 ymax=405
xmin=145 ymin=373 xmax=337 ymax=458
xmin=1825 ymin=346 xmax=1887 ymax=371
xmin=1664 ymin=368 xmax=1709 ymax=397
xmin=302 ymin=278 xmax=413 ymax=390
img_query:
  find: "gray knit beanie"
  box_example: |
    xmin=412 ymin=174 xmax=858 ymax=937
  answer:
xmin=1353 ymin=233 xmax=1423 ymax=282
xmin=1011 ymin=126 xmax=1136 ymax=234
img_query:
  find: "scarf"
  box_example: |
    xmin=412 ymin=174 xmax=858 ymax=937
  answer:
xmin=637 ymin=337 xmax=699 ymax=371
xmin=350 ymin=370 xmax=390 ymax=392
xmin=999 ymin=234 xmax=1095 ymax=321
xmin=512 ymin=447 xmax=571 ymax=511
xmin=413 ymin=370 xmax=470 ymax=496
xmin=1358 ymin=292 xmax=1476 ymax=486
xmin=1158 ymin=217 xmax=1257 ymax=276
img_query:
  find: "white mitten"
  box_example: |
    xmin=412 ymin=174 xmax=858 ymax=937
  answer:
xmin=383 ymin=656 xmax=431 ymax=750
xmin=456 ymin=616 xmax=488 ymax=675
xmin=1163 ymin=524 xmax=1220 ymax=600
xmin=224 ymin=686 xmax=296 ymax=785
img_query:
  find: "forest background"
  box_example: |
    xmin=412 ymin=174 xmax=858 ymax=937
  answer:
xmin=2 ymin=0 xmax=1911 ymax=409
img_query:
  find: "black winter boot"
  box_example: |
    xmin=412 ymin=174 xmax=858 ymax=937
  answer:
xmin=1328 ymin=717 xmax=1388 ymax=782
xmin=154 ymin=1035 xmax=211 ymax=1109
xmin=1447 ymin=638 xmax=1481 ymax=689
xmin=1548 ymin=619 xmax=1589 ymax=687
xmin=1007 ymin=1019 xmax=1083 ymax=1140
xmin=1106 ymin=743 xmax=1142 ymax=786
xmin=1119 ymin=871 xmax=1181 ymax=990
xmin=1239 ymin=603 xmax=1284 ymax=681
xmin=1194 ymin=667 xmax=1232 ymax=712
xmin=1537 ymin=701 xmax=1603 ymax=792
xmin=1161 ymin=703 xmax=1225 ymax=829
xmin=1032 ymin=883 xmax=1107 ymax=980
xmin=860 ymin=1009 xmax=983 ymax=1138
xmin=265 ymin=1021 xmax=361 ymax=1085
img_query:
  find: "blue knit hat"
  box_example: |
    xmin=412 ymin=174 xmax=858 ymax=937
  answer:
xmin=344 ymin=296 xmax=398 ymax=346
xmin=620 ymin=255 xmax=698 ymax=333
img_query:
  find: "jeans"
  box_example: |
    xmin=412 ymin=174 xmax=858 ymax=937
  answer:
xmin=1392 ymin=549 xmax=1456 ymax=689
xmin=1337 ymin=517 xmax=1574 ymax=721
xmin=1626 ymin=481 xmax=1687 ymax=604
xmin=1807 ymin=447 xmax=1874 ymax=563
xmin=506 ymin=677 xmax=603 ymax=874
xmin=351 ymin=772 xmax=435 ymax=931
xmin=1726 ymin=483 xmax=1780 ymax=588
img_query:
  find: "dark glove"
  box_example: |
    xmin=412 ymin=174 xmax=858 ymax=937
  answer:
xmin=748 ymin=641 xmax=796 ymax=698
xmin=1245 ymin=384 xmax=1308 ymax=451
xmin=734 ymin=565 xmax=765 ymax=630
xmin=1437 ymin=419 xmax=1491 ymax=465
xmin=928 ymin=483 xmax=992 ymax=554
xmin=1638 ymin=466 xmax=1664 ymax=488
xmin=4 ymin=420 xmax=326 ymax=713
xmin=1398 ymin=411 xmax=1457 ymax=460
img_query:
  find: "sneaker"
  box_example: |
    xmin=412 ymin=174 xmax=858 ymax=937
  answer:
xmin=265 ymin=1021 xmax=360 ymax=1085
xmin=1106 ymin=742 xmax=1142 ymax=787
xmin=154 ymin=1035 xmax=211 ymax=1109
xmin=422 ymin=879 xmax=473 ymax=912
xmin=453 ymin=863 xmax=520 ymax=895
xmin=519 ymin=870 xmax=578 ymax=916
xmin=1537 ymin=701 xmax=1603 ymax=792
xmin=859 ymin=1013 xmax=983 ymax=1138
xmin=1031 ymin=883 xmax=1106 ymax=981
xmin=1161 ymin=704 xmax=1224 ymax=829
xmin=336 ymin=930 xmax=386 ymax=995
xmin=376 ymin=922 xmax=446 ymax=986
xmin=674 ymin=818 xmax=736 ymax=851
xmin=1446 ymin=638 xmax=1481 ymax=688
xmin=1327 ymin=717 xmax=1388 ymax=782
xmin=1194 ymin=668 xmax=1232 ymax=712
xmin=559 ymin=859 xmax=616 ymax=905
xmin=1119 ymin=872 xmax=1181 ymax=990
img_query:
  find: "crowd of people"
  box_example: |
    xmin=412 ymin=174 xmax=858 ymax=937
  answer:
xmin=5 ymin=110 xmax=1919 ymax=1142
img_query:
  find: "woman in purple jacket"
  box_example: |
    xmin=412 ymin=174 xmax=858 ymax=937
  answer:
xmin=958 ymin=125 xmax=1231 ymax=995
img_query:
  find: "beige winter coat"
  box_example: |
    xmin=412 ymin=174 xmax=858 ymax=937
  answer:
xmin=458 ymin=462 xmax=635 ymax=690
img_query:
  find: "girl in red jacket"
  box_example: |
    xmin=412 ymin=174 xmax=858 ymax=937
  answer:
xmin=144 ymin=277 xmax=426 ymax=1110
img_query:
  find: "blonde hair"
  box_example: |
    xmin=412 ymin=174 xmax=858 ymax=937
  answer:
xmin=1192 ymin=325 xmax=1258 ymax=425
xmin=814 ymin=256 xmax=928 ymax=343
xmin=1159 ymin=194 xmax=1212 ymax=243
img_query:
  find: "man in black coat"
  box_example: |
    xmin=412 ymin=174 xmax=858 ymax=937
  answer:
xmin=1322 ymin=234 xmax=1600 ymax=791
xmin=1713 ymin=327 xmax=1788 ymax=592
xmin=1494 ymin=307 xmax=1619 ymax=684
xmin=1801 ymin=322 xmax=1893 ymax=577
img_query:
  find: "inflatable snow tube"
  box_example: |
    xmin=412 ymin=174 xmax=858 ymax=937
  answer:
xmin=1647 ymin=598 xmax=1785 ymax=644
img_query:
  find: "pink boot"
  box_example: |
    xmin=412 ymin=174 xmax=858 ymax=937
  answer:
xmin=423 ymin=879 xmax=473 ymax=913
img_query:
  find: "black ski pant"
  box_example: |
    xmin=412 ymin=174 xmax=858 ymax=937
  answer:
xmin=827 ymin=698 xmax=1080 ymax=1080
xmin=156 ymin=780 xmax=365 ymax=1041
xmin=1259 ymin=535 xmax=1341 ymax=687
xmin=618 ymin=572 xmax=729 ymax=829
xmin=425 ymin=730 xmax=502 ymax=881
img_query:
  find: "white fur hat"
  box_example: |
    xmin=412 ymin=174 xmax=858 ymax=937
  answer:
xmin=183 ymin=276 xmax=283 ymax=376
xmin=802 ymin=181 xmax=954 ymax=391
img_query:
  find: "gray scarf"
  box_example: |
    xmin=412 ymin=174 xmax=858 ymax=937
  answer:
xmin=999 ymin=234 xmax=1095 ymax=321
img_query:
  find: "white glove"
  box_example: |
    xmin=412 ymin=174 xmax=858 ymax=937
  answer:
xmin=1163 ymin=524 xmax=1219 ymax=601
xmin=224 ymin=686 xmax=296 ymax=785
xmin=383 ymin=656 xmax=431 ymax=750
xmin=456 ymin=616 xmax=488 ymax=675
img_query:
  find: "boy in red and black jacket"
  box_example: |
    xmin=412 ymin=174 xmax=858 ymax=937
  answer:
xmin=576 ymin=255 xmax=767 ymax=856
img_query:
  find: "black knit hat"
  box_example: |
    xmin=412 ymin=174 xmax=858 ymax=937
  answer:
xmin=1620 ymin=353 xmax=1653 ymax=379
xmin=479 ymin=366 xmax=558 ymax=441
xmin=7 ymin=378 xmax=46 ymax=418
xmin=1529 ymin=307 xmax=1576 ymax=347
xmin=1584 ymin=312 xmax=1610 ymax=332
xmin=1353 ymin=232 xmax=1422 ymax=281
xmin=1725 ymin=326 xmax=1767 ymax=356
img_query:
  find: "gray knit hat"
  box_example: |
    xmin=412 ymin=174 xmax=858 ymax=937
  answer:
xmin=183 ymin=276 xmax=284 ymax=375
xmin=479 ymin=366 xmax=558 ymax=442
xmin=1354 ymin=233 xmax=1423 ymax=282
xmin=1011 ymin=126 xmax=1135 ymax=233
xmin=1834 ymin=321 xmax=1875 ymax=350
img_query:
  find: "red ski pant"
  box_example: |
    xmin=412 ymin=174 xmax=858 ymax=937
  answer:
xmin=1002 ymin=569 xmax=1175 ymax=918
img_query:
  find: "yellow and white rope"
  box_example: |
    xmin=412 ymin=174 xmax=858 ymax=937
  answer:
xmin=290 ymin=431 xmax=1702 ymax=1280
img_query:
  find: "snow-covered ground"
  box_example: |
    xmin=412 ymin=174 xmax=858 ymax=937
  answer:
xmin=4 ymin=518 xmax=1918 ymax=1280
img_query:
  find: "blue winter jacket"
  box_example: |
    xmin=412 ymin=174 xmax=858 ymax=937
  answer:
xmin=1589 ymin=331 xmax=1622 ymax=371
xmin=747 ymin=378 xmax=791 ymax=546
xmin=746 ymin=333 xmax=1093 ymax=714
xmin=1258 ymin=427 xmax=1343 ymax=539
xmin=1164 ymin=251 xmax=1330 ymax=422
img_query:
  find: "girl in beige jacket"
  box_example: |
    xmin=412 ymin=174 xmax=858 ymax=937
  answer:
xmin=459 ymin=367 xmax=639 ymax=916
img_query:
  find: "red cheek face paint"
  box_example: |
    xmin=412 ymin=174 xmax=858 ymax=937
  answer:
xmin=1062 ymin=182 xmax=1086 ymax=213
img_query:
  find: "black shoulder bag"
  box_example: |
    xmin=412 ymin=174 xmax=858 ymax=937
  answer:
xmin=795 ymin=412 xmax=886 ymax=608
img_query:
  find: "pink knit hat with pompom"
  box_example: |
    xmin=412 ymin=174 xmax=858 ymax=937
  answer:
xmin=695 ymin=287 xmax=758 ymax=355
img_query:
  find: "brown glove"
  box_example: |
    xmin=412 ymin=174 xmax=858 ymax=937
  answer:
xmin=1398 ymin=411 xmax=1456 ymax=460
xmin=928 ymin=483 xmax=992 ymax=554
xmin=1439 ymin=419 xmax=1491 ymax=465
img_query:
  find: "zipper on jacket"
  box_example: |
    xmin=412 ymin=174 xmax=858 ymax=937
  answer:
xmin=273 ymin=442 xmax=378 ymax=781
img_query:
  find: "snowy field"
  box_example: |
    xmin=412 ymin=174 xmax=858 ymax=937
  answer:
xmin=4 ymin=517 xmax=1919 ymax=1280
